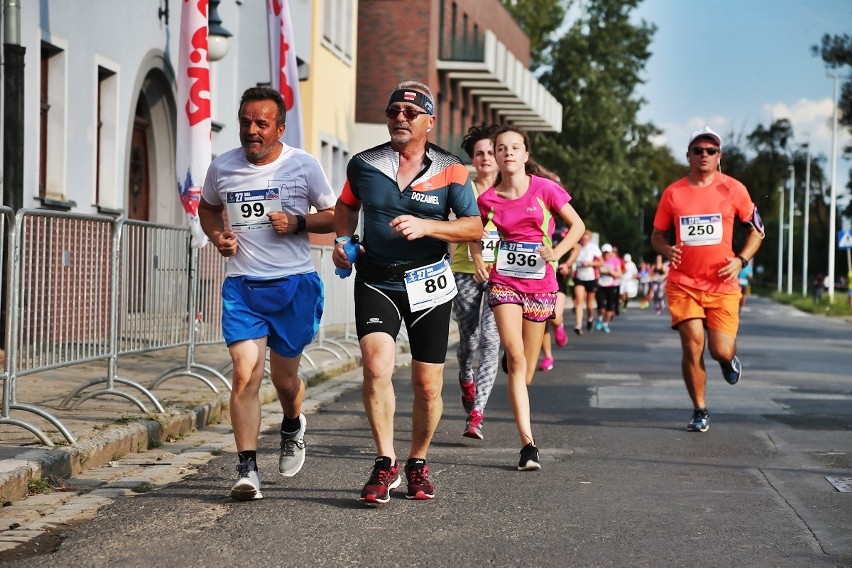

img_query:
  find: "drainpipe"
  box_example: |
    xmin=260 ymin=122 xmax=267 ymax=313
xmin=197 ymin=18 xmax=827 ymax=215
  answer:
xmin=3 ymin=0 xmax=25 ymax=212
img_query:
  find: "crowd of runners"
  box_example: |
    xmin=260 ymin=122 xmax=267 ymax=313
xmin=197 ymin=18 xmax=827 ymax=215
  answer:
xmin=201 ymin=81 xmax=764 ymax=505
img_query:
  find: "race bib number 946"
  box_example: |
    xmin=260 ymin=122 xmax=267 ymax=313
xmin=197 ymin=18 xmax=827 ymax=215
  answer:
xmin=495 ymin=241 xmax=546 ymax=279
xmin=679 ymin=213 xmax=722 ymax=246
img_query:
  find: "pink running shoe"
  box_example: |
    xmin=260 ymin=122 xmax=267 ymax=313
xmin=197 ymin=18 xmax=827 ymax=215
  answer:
xmin=463 ymin=409 xmax=484 ymax=440
xmin=538 ymin=356 xmax=554 ymax=372
xmin=554 ymin=325 xmax=568 ymax=347
xmin=459 ymin=376 xmax=475 ymax=413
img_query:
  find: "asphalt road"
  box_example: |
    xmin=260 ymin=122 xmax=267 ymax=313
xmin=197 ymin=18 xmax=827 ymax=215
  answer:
xmin=6 ymin=295 xmax=851 ymax=567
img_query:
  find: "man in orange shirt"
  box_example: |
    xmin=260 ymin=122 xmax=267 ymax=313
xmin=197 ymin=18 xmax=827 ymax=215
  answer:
xmin=651 ymin=127 xmax=764 ymax=433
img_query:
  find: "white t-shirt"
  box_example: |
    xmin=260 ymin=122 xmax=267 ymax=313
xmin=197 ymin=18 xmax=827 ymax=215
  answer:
xmin=575 ymin=242 xmax=602 ymax=281
xmin=202 ymin=144 xmax=337 ymax=278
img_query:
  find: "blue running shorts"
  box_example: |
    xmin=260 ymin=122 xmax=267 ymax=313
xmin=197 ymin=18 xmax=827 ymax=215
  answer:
xmin=222 ymin=272 xmax=323 ymax=358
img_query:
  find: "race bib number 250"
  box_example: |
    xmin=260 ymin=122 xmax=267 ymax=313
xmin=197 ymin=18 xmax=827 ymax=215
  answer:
xmin=679 ymin=213 xmax=722 ymax=246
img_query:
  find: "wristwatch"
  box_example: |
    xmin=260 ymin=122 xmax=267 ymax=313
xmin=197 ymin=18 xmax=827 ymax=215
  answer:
xmin=737 ymin=255 xmax=748 ymax=268
xmin=294 ymin=214 xmax=306 ymax=234
xmin=334 ymin=236 xmax=351 ymax=244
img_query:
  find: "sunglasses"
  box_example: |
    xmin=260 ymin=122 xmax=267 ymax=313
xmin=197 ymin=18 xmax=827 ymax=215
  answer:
xmin=385 ymin=107 xmax=428 ymax=121
xmin=690 ymin=147 xmax=720 ymax=156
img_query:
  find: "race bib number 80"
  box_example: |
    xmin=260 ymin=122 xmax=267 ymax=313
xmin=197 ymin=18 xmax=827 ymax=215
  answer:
xmin=495 ymin=241 xmax=546 ymax=279
xmin=679 ymin=213 xmax=722 ymax=246
xmin=404 ymin=257 xmax=458 ymax=312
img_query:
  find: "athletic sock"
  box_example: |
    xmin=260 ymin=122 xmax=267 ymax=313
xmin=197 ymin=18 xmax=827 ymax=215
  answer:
xmin=281 ymin=415 xmax=302 ymax=433
xmin=238 ymin=450 xmax=258 ymax=468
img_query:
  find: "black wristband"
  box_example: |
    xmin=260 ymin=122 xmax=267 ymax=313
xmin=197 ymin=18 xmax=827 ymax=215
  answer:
xmin=737 ymin=255 xmax=748 ymax=268
xmin=294 ymin=214 xmax=306 ymax=234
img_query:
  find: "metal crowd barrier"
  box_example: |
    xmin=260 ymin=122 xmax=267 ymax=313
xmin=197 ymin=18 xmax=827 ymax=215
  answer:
xmin=0 ymin=210 xmax=367 ymax=446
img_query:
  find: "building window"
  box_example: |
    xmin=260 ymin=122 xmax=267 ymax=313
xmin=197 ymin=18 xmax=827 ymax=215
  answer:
xmin=40 ymin=42 xmax=66 ymax=201
xmin=321 ymin=0 xmax=353 ymax=63
xmin=320 ymin=137 xmax=350 ymax=195
xmin=96 ymin=66 xmax=118 ymax=208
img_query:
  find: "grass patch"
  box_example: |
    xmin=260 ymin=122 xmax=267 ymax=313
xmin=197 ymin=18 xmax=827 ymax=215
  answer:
xmin=759 ymin=287 xmax=852 ymax=318
xmin=27 ymin=478 xmax=53 ymax=496
xmin=130 ymin=482 xmax=155 ymax=494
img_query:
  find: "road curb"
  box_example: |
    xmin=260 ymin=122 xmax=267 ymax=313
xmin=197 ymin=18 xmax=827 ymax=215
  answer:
xmin=0 ymin=357 xmax=363 ymax=504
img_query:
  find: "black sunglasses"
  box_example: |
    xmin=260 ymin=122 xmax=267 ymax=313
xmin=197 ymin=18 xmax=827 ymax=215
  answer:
xmin=690 ymin=147 xmax=720 ymax=156
xmin=385 ymin=107 xmax=428 ymax=120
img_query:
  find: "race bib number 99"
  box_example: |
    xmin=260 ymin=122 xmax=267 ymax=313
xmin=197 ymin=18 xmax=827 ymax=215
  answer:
xmin=679 ymin=213 xmax=722 ymax=246
xmin=404 ymin=257 xmax=458 ymax=312
xmin=495 ymin=241 xmax=546 ymax=279
xmin=226 ymin=187 xmax=284 ymax=232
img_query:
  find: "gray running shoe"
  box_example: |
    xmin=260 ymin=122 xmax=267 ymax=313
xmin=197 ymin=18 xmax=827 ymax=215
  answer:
xmin=230 ymin=458 xmax=263 ymax=501
xmin=279 ymin=413 xmax=307 ymax=477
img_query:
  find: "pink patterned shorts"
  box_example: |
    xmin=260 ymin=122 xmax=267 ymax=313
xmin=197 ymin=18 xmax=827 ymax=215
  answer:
xmin=488 ymin=283 xmax=557 ymax=322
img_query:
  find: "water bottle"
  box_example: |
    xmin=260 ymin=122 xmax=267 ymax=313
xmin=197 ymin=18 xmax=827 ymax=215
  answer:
xmin=335 ymin=235 xmax=360 ymax=278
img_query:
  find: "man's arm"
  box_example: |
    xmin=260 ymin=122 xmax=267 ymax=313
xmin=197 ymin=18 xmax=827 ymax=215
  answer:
xmin=199 ymin=198 xmax=237 ymax=257
xmin=651 ymin=228 xmax=681 ymax=267
xmin=332 ymin=198 xmax=362 ymax=268
xmin=388 ymin=215 xmax=483 ymax=243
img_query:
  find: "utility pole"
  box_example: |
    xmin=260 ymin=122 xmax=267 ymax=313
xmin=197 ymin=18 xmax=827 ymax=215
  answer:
xmin=827 ymin=73 xmax=839 ymax=303
xmin=787 ymin=164 xmax=794 ymax=295
xmin=777 ymin=184 xmax=784 ymax=292
xmin=802 ymin=142 xmax=811 ymax=297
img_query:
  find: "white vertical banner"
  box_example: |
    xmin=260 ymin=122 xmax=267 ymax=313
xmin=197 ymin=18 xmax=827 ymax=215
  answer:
xmin=268 ymin=0 xmax=304 ymax=148
xmin=176 ymin=0 xmax=212 ymax=248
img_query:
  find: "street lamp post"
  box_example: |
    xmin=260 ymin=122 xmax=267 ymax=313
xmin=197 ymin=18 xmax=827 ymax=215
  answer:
xmin=787 ymin=164 xmax=795 ymax=295
xmin=208 ymin=0 xmax=232 ymax=62
xmin=802 ymin=143 xmax=811 ymax=297
xmin=777 ymin=184 xmax=784 ymax=292
xmin=827 ymin=72 xmax=839 ymax=302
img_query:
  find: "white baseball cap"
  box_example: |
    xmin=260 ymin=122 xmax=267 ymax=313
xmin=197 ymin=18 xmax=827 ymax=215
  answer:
xmin=688 ymin=126 xmax=722 ymax=149
xmin=601 ymin=243 xmax=613 ymax=253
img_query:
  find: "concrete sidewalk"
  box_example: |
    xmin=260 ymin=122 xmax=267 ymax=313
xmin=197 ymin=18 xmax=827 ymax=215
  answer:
xmin=0 ymin=342 xmax=363 ymax=504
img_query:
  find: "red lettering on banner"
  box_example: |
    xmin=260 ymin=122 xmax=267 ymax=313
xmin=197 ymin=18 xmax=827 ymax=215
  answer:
xmin=186 ymin=25 xmax=211 ymax=126
xmin=279 ymin=32 xmax=295 ymax=110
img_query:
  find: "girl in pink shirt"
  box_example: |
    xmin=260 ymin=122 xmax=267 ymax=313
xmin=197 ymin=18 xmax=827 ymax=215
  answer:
xmin=472 ymin=126 xmax=585 ymax=471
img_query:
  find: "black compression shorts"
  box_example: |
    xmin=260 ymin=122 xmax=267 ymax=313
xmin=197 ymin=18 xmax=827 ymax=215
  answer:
xmin=353 ymin=280 xmax=452 ymax=364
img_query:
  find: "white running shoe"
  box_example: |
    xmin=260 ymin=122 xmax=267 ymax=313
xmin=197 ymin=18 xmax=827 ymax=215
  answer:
xmin=231 ymin=459 xmax=263 ymax=501
xmin=279 ymin=413 xmax=307 ymax=477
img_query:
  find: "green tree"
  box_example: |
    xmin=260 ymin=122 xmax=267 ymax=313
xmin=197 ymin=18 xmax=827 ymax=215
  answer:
xmin=812 ymin=33 xmax=852 ymax=219
xmin=531 ymin=0 xmax=661 ymax=250
xmin=812 ymin=34 xmax=852 ymax=133
xmin=499 ymin=0 xmax=567 ymax=70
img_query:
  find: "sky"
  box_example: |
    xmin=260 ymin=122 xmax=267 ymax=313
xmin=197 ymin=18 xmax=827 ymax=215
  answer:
xmin=631 ymin=0 xmax=852 ymax=181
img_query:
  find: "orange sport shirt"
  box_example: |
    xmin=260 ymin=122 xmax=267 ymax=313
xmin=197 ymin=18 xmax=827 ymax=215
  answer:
xmin=653 ymin=173 xmax=758 ymax=293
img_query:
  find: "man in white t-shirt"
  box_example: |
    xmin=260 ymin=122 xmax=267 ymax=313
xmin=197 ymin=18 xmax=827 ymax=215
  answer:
xmin=199 ymin=87 xmax=336 ymax=501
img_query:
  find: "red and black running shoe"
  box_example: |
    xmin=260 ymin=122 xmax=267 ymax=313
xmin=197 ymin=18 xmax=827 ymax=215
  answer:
xmin=405 ymin=458 xmax=435 ymax=500
xmin=359 ymin=456 xmax=400 ymax=505
xmin=459 ymin=376 xmax=475 ymax=413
